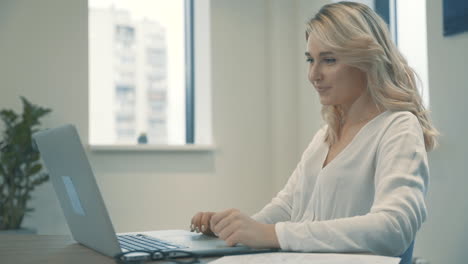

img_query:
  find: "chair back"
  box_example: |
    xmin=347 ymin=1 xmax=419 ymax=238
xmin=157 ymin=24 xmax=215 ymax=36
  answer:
xmin=399 ymin=240 xmax=414 ymax=264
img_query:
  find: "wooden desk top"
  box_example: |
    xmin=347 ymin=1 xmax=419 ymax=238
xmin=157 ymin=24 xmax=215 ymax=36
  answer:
xmin=0 ymin=235 xmax=215 ymax=264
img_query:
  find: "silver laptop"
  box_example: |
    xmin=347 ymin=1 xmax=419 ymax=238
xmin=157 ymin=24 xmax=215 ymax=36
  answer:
xmin=33 ymin=124 xmax=275 ymax=261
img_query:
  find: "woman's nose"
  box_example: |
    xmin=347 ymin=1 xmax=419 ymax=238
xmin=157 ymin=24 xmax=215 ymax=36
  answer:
xmin=309 ymin=65 xmax=322 ymax=84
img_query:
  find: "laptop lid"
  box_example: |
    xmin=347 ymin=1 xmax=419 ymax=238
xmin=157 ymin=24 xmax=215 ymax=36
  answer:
xmin=33 ymin=124 xmax=121 ymax=257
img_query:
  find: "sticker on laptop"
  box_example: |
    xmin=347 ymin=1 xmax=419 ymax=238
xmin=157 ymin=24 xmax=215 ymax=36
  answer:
xmin=62 ymin=176 xmax=86 ymax=216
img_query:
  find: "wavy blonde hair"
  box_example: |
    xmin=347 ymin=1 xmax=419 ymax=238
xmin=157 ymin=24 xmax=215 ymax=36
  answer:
xmin=306 ymin=1 xmax=438 ymax=151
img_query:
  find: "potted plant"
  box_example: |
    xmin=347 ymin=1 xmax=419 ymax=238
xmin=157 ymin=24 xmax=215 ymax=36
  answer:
xmin=0 ymin=97 xmax=51 ymax=232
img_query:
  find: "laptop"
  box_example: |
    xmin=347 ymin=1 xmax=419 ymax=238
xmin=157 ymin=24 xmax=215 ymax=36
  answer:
xmin=33 ymin=124 xmax=276 ymax=261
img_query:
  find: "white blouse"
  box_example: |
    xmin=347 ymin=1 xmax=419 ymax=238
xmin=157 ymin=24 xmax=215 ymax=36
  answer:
xmin=252 ymin=111 xmax=429 ymax=257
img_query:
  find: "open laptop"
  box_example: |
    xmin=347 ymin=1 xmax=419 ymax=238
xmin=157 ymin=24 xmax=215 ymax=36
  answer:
xmin=33 ymin=124 xmax=276 ymax=261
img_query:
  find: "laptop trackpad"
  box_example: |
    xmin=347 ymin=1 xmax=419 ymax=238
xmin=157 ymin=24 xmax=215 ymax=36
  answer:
xmin=144 ymin=230 xmax=243 ymax=249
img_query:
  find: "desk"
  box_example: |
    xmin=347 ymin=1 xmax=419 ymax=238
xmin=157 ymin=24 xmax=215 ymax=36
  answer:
xmin=0 ymin=235 xmax=217 ymax=264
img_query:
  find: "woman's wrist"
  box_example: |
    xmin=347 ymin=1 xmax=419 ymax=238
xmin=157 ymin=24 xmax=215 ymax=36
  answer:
xmin=263 ymin=223 xmax=280 ymax=248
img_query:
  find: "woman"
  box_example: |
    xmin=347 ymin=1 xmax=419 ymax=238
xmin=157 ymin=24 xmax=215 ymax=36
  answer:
xmin=190 ymin=1 xmax=438 ymax=259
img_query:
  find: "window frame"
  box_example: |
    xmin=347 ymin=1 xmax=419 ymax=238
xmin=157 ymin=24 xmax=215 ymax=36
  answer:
xmin=88 ymin=0 xmax=214 ymax=151
xmin=185 ymin=0 xmax=195 ymax=144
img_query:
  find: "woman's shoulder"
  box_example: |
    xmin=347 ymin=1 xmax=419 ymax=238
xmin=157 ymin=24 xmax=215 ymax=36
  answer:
xmin=378 ymin=110 xmax=424 ymax=139
xmin=314 ymin=124 xmax=329 ymax=143
xmin=301 ymin=125 xmax=328 ymax=152
xmin=295 ymin=125 xmax=328 ymax=164
xmin=381 ymin=110 xmax=420 ymax=129
xmin=384 ymin=110 xmax=418 ymax=121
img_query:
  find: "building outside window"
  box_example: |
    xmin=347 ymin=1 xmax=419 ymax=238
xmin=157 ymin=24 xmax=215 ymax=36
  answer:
xmin=89 ymin=0 xmax=188 ymax=145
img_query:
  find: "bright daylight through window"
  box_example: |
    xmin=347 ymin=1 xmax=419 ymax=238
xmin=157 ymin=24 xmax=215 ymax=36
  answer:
xmin=89 ymin=0 xmax=188 ymax=146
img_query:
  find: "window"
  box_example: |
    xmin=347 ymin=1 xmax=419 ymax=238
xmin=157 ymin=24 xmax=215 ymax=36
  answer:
xmin=89 ymin=0 xmax=198 ymax=146
xmin=395 ymin=0 xmax=430 ymax=108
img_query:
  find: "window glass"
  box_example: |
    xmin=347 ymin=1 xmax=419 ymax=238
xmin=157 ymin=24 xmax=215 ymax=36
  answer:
xmin=89 ymin=0 xmax=186 ymax=145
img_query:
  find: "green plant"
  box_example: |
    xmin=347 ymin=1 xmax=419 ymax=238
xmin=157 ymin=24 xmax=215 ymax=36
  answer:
xmin=0 ymin=97 xmax=51 ymax=230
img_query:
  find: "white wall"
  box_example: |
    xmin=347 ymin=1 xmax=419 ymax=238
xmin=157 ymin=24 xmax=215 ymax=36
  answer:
xmin=0 ymin=0 xmax=315 ymax=235
xmin=267 ymin=0 xmax=326 ymax=193
xmin=0 ymin=0 xmax=89 ymax=234
xmin=1 ymin=0 xmax=262 ymax=233
xmin=296 ymin=0 xmax=329 ymax=159
xmin=413 ymin=1 xmax=468 ymax=264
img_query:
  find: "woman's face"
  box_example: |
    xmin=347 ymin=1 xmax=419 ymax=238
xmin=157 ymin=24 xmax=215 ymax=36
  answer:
xmin=306 ymin=37 xmax=367 ymax=108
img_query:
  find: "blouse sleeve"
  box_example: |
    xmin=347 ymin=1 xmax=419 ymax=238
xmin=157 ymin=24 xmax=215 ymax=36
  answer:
xmin=274 ymin=113 xmax=429 ymax=257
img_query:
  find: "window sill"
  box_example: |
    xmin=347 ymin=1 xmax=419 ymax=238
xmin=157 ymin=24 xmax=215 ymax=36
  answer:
xmin=89 ymin=144 xmax=216 ymax=152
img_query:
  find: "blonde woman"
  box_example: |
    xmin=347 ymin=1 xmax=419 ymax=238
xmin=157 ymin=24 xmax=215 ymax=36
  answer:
xmin=190 ymin=2 xmax=438 ymax=262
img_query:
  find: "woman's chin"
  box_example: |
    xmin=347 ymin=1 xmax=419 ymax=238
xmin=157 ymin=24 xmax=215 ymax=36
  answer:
xmin=319 ymin=97 xmax=333 ymax=106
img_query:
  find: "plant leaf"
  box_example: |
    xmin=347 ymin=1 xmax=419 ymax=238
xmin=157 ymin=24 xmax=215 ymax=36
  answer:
xmin=27 ymin=164 xmax=42 ymax=177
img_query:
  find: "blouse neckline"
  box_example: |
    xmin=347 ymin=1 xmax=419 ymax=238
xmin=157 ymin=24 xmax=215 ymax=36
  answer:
xmin=320 ymin=110 xmax=390 ymax=171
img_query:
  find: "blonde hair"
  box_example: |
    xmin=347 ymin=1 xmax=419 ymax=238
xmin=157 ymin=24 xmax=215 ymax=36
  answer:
xmin=306 ymin=1 xmax=438 ymax=151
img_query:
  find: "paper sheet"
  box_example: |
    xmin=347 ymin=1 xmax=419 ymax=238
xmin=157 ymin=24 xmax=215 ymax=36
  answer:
xmin=209 ymin=252 xmax=401 ymax=264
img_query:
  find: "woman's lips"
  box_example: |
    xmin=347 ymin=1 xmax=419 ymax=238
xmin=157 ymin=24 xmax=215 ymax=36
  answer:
xmin=316 ymin=86 xmax=331 ymax=92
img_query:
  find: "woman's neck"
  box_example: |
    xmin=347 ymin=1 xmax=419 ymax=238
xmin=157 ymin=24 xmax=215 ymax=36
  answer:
xmin=339 ymin=93 xmax=383 ymax=128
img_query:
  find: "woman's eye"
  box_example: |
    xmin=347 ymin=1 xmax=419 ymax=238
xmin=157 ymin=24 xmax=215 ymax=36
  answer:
xmin=323 ymin=58 xmax=336 ymax=64
xmin=306 ymin=58 xmax=314 ymax=63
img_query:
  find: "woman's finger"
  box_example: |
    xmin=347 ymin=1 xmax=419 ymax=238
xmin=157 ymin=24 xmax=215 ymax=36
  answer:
xmin=200 ymin=212 xmax=213 ymax=233
xmin=210 ymin=209 xmax=237 ymax=231
xmin=218 ymin=218 xmax=240 ymax=244
xmin=213 ymin=210 xmax=239 ymax=235
xmin=191 ymin=212 xmax=203 ymax=232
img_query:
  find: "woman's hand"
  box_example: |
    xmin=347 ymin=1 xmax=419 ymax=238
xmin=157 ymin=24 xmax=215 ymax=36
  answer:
xmin=210 ymin=208 xmax=280 ymax=249
xmin=190 ymin=211 xmax=217 ymax=236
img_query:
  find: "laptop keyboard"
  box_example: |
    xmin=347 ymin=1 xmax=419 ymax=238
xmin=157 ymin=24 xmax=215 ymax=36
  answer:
xmin=118 ymin=234 xmax=185 ymax=251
